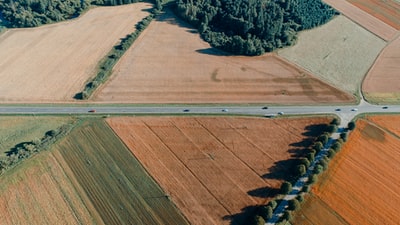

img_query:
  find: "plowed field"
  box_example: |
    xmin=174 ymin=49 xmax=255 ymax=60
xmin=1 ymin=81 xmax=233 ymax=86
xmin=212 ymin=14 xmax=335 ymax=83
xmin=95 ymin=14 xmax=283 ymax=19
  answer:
xmin=362 ymin=36 xmax=400 ymax=103
xmin=346 ymin=0 xmax=400 ymax=29
xmin=93 ymin=10 xmax=353 ymax=104
xmin=294 ymin=117 xmax=400 ymax=225
xmin=323 ymin=0 xmax=397 ymax=41
xmin=0 ymin=3 xmax=151 ymax=102
xmin=107 ymin=116 xmax=332 ymax=225
xmin=0 ymin=119 xmax=188 ymax=225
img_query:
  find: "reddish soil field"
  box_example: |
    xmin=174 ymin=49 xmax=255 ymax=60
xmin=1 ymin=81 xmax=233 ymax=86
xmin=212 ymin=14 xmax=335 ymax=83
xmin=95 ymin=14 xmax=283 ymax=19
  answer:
xmin=323 ymin=0 xmax=398 ymax=41
xmin=365 ymin=115 xmax=400 ymax=137
xmin=93 ymin=10 xmax=353 ymax=104
xmin=309 ymin=118 xmax=400 ymax=225
xmin=0 ymin=3 xmax=151 ymax=102
xmin=346 ymin=0 xmax=400 ymax=29
xmin=107 ymin=116 xmax=332 ymax=225
xmin=362 ymin=35 xmax=400 ymax=103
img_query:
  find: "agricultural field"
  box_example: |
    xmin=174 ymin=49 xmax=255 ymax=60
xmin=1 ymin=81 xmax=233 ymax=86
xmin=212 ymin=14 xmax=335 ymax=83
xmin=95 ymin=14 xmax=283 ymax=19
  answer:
xmin=278 ymin=15 xmax=386 ymax=95
xmin=0 ymin=118 xmax=188 ymax=225
xmin=0 ymin=3 xmax=151 ymax=102
xmin=323 ymin=0 xmax=398 ymax=41
xmin=93 ymin=10 xmax=354 ymax=104
xmin=293 ymin=117 xmax=400 ymax=225
xmin=346 ymin=0 xmax=400 ymax=30
xmin=0 ymin=116 xmax=74 ymax=156
xmin=362 ymin=36 xmax=400 ymax=103
xmin=107 ymin=116 xmax=333 ymax=225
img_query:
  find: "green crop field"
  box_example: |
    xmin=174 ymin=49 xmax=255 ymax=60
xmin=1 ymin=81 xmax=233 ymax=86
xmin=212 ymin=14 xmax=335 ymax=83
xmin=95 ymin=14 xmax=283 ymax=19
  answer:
xmin=54 ymin=119 xmax=189 ymax=225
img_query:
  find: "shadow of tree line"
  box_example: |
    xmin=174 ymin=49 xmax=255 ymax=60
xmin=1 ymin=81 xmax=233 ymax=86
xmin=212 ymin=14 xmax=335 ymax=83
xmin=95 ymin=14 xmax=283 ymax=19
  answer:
xmin=225 ymin=123 xmax=328 ymax=225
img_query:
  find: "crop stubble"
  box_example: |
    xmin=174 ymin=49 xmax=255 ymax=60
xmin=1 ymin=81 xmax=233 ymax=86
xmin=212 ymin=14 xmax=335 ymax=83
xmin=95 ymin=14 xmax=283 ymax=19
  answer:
xmin=93 ymin=10 xmax=353 ymax=104
xmin=0 ymin=3 xmax=151 ymax=102
xmin=107 ymin=116 xmax=332 ymax=225
xmin=308 ymin=118 xmax=400 ymax=225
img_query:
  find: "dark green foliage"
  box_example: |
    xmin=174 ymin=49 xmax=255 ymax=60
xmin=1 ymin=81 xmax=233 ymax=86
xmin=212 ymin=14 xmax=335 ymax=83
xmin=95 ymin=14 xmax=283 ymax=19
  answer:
xmin=288 ymin=198 xmax=300 ymax=210
xmin=318 ymin=156 xmax=329 ymax=170
xmin=283 ymin=210 xmax=292 ymax=221
xmin=313 ymin=164 xmax=323 ymax=174
xmin=267 ymin=200 xmax=278 ymax=209
xmin=317 ymin=133 xmax=329 ymax=145
xmin=348 ymin=121 xmax=356 ymax=131
xmin=306 ymin=152 xmax=315 ymax=162
xmin=302 ymin=184 xmax=311 ymax=192
xmin=308 ymin=174 xmax=318 ymax=184
xmin=326 ymin=124 xmax=338 ymax=133
xmin=296 ymin=194 xmax=304 ymax=203
xmin=330 ymin=118 xmax=340 ymax=126
xmin=0 ymin=0 xmax=89 ymax=28
xmin=296 ymin=164 xmax=306 ymax=177
xmin=258 ymin=205 xmax=273 ymax=220
xmin=327 ymin=149 xmax=336 ymax=158
xmin=175 ymin=0 xmax=337 ymax=55
xmin=299 ymin=157 xmax=310 ymax=167
xmin=331 ymin=141 xmax=341 ymax=152
xmin=340 ymin=132 xmax=348 ymax=142
xmin=252 ymin=215 xmax=265 ymax=225
xmin=313 ymin=141 xmax=324 ymax=152
xmin=280 ymin=181 xmax=292 ymax=194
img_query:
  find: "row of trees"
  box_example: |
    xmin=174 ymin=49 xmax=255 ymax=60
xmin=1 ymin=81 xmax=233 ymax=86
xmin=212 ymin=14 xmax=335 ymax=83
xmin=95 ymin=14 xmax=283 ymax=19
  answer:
xmin=0 ymin=123 xmax=74 ymax=175
xmin=174 ymin=0 xmax=338 ymax=55
xmin=0 ymin=0 xmax=162 ymax=28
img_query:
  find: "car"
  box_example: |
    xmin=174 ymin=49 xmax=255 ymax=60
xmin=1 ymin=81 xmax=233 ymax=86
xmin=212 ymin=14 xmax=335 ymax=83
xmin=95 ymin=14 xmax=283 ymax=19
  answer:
xmin=183 ymin=109 xmax=190 ymax=112
xmin=262 ymin=106 xmax=269 ymax=110
xmin=351 ymin=108 xmax=358 ymax=112
xmin=88 ymin=109 xmax=96 ymax=113
xmin=278 ymin=111 xmax=284 ymax=115
xmin=264 ymin=114 xmax=275 ymax=118
xmin=335 ymin=108 xmax=341 ymax=111
xmin=382 ymin=106 xmax=388 ymax=109
xmin=222 ymin=109 xmax=229 ymax=112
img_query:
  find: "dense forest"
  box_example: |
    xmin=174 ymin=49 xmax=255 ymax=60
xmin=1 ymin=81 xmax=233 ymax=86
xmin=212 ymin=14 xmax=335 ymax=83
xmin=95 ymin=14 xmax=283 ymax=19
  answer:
xmin=175 ymin=0 xmax=338 ymax=55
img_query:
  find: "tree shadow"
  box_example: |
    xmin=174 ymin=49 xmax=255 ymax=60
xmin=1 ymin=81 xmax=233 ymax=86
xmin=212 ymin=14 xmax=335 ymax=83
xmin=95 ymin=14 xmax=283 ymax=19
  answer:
xmin=302 ymin=123 xmax=328 ymax=137
xmin=223 ymin=205 xmax=259 ymax=225
xmin=248 ymin=186 xmax=280 ymax=198
xmin=5 ymin=142 xmax=32 ymax=156
xmin=261 ymin=158 xmax=298 ymax=181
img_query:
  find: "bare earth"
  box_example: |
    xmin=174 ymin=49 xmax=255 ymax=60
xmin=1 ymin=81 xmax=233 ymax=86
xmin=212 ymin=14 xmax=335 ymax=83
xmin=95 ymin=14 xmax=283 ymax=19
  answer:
xmin=362 ymin=35 xmax=400 ymax=103
xmin=93 ymin=10 xmax=353 ymax=104
xmin=0 ymin=3 xmax=151 ymax=102
xmin=107 ymin=116 xmax=332 ymax=225
xmin=310 ymin=118 xmax=400 ymax=225
xmin=278 ymin=15 xmax=386 ymax=95
xmin=323 ymin=0 xmax=398 ymax=41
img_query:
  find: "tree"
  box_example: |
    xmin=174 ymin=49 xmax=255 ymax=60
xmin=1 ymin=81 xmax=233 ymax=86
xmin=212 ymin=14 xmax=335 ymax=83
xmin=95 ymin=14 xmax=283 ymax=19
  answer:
xmin=327 ymin=149 xmax=336 ymax=158
xmin=299 ymin=157 xmax=310 ymax=167
xmin=252 ymin=215 xmax=265 ymax=225
xmin=330 ymin=118 xmax=340 ymax=126
xmin=326 ymin=124 xmax=338 ymax=133
xmin=259 ymin=205 xmax=273 ymax=220
xmin=308 ymin=174 xmax=318 ymax=184
xmin=313 ymin=141 xmax=324 ymax=152
xmin=317 ymin=134 xmax=329 ymax=145
xmin=280 ymin=181 xmax=292 ymax=194
xmin=340 ymin=132 xmax=348 ymax=142
xmin=267 ymin=200 xmax=278 ymax=209
xmin=313 ymin=164 xmax=323 ymax=174
xmin=348 ymin=121 xmax=356 ymax=131
xmin=331 ymin=141 xmax=341 ymax=152
xmin=296 ymin=194 xmax=304 ymax=203
xmin=283 ymin=210 xmax=292 ymax=221
xmin=296 ymin=164 xmax=306 ymax=177
xmin=288 ymin=198 xmax=300 ymax=210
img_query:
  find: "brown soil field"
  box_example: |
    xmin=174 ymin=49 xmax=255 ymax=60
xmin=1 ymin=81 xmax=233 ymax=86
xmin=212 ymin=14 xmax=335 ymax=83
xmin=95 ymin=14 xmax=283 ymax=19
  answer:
xmin=365 ymin=115 xmax=400 ymax=137
xmin=346 ymin=0 xmax=400 ymax=29
xmin=107 ymin=116 xmax=333 ymax=225
xmin=279 ymin=15 xmax=386 ymax=95
xmin=93 ymin=10 xmax=354 ymax=104
xmin=301 ymin=118 xmax=400 ymax=225
xmin=0 ymin=3 xmax=151 ymax=102
xmin=0 ymin=118 xmax=188 ymax=225
xmin=323 ymin=0 xmax=398 ymax=41
xmin=362 ymin=35 xmax=400 ymax=103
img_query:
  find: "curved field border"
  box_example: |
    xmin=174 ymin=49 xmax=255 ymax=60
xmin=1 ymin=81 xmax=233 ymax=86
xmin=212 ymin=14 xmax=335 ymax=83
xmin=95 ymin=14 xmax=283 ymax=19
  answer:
xmin=362 ymin=35 xmax=400 ymax=104
xmin=92 ymin=9 xmax=354 ymax=104
xmin=0 ymin=3 xmax=152 ymax=103
xmin=323 ymin=0 xmax=398 ymax=41
xmin=278 ymin=15 xmax=386 ymax=96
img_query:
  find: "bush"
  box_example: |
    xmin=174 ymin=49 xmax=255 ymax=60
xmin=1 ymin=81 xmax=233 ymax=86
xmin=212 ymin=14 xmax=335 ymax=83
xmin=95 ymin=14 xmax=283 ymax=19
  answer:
xmin=258 ymin=205 xmax=273 ymax=220
xmin=330 ymin=118 xmax=340 ymax=126
xmin=302 ymin=184 xmax=311 ymax=193
xmin=296 ymin=194 xmax=304 ymax=203
xmin=348 ymin=121 xmax=356 ymax=131
xmin=306 ymin=152 xmax=315 ymax=162
xmin=313 ymin=164 xmax=323 ymax=174
xmin=326 ymin=124 xmax=338 ymax=133
xmin=340 ymin=132 xmax=348 ymax=142
xmin=317 ymin=134 xmax=329 ymax=145
xmin=288 ymin=198 xmax=300 ymax=210
xmin=296 ymin=164 xmax=307 ymax=177
xmin=252 ymin=215 xmax=265 ymax=225
xmin=308 ymin=174 xmax=318 ymax=184
xmin=299 ymin=157 xmax=310 ymax=167
xmin=267 ymin=200 xmax=278 ymax=209
xmin=313 ymin=141 xmax=324 ymax=152
xmin=331 ymin=141 xmax=341 ymax=152
xmin=280 ymin=181 xmax=292 ymax=195
xmin=282 ymin=210 xmax=292 ymax=222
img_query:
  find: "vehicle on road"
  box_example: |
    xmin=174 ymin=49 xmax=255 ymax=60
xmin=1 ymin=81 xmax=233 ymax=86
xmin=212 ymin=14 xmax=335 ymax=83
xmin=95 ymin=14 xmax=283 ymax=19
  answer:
xmin=278 ymin=111 xmax=284 ymax=115
xmin=351 ymin=108 xmax=358 ymax=111
xmin=382 ymin=106 xmax=388 ymax=109
xmin=262 ymin=106 xmax=268 ymax=110
xmin=183 ymin=109 xmax=190 ymax=112
xmin=222 ymin=109 xmax=229 ymax=112
xmin=264 ymin=114 xmax=275 ymax=118
xmin=88 ymin=109 xmax=96 ymax=113
xmin=335 ymin=108 xmax=341 ymax=111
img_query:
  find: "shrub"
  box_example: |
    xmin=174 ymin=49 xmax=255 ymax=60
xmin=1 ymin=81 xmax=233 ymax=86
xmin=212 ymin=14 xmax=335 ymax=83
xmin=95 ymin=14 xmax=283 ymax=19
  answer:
xmin=282 ymin=210 xmax=292 ymax=222
xmin=331 ymin=141 xmax=341 ymax=152
xmin=280 ymin=181 xmax=292 ymax=194
xmin=296 ymin=194 xmax=304 ymax=203
xmin=340 ymin=132 xmax=348 ymax=142
xmin=296 ymin=164 xmax=307 ymax=177
xmin=313 ymin=164 xmax=323 ymax=174
xmin=302 ymin=184 xmax=311 ymax=193
xmin=306 ymin=152 xmax=315 ymax=162
xmin=326 ymin=124 xmax=338 ymax=133
xmin=299 ymin=157 xmax=310 ymax=167
xmin=288 ymin=198 xmax=300 ymax=210
xmin=258 ymin=205 xmax=273 ymax=220
xmin=252 ymin=215 xmax=265 ymax=225
xmin=330 ymin=118 xmax=340 ymax=126
xmin=308 ymin=174 xmax=318 ymax=184
xmin=327 ymin=149 xmax=336 ymax=158
xmin=267 ymin=200 xmax=278 ymax=209
xmin=313 ymin=141 xmax=324 ymax=152
xmin=348 ymin=121 xmax=356 ymax=131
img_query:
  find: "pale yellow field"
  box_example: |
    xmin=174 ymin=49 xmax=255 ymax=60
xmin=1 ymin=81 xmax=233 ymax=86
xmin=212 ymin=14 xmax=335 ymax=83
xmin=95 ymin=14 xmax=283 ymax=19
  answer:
xmin=278 ymin=15 xmax=386 ymax=95
xmin=0 ymin=3 xmax=151 ymax=102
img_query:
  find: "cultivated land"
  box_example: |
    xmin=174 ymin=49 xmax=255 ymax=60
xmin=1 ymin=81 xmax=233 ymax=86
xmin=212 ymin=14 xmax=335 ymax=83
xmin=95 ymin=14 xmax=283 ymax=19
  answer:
xmin=107 ymin=116 xmax=332 ymax=225
xmin=0 ymin=3 xmax=151 ymax=102
xmin=0 ymin=116 xmax=74 ymax=156
xmin=93 ymin=10 xmax=354 ymax=104
xmin=323 ymin=0 xmax=398 ymax=41
xmin=294 ymin=117 xmax=400 ymax=225
xmin=365 ymin=115 xmax=400 ymax=137
xmin=278 ymin=15 xmax=386 ymax=95
xmin=362 ymin=36 xmax=400 ymax=103
xmin=346 ymin=0 xmax=400 ymax=29
xmin=0 ymin=118 xmax=188 ymax=225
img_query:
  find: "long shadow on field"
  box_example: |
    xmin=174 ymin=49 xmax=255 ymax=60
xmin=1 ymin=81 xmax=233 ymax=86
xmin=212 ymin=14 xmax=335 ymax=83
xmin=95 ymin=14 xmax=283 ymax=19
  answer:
xmin=5 ymin=141 xmax=34 ymax=156
xmin=226 ymin=122 xmax=329 ymax=225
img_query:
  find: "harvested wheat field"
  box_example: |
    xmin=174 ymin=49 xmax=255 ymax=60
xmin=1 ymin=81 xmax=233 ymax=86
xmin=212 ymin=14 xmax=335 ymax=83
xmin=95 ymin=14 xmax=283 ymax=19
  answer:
xmin=0 ymin=119 xmax=188 ymax=225
xmin=323 ymin=0 xmax=398 ymax=41
xmin=295 ymin=118 xmax=400 ymax=225
xmin=107 ymin=116 xmax=333 ymax=225
xmin=93 ymin=10 xmax=354 ymax=104
xmin=362 ymin=35 xmax=400 ymax=103
xmin=346 ymin=0 xmax=400 ymax=30
xmin=279 ymin=15 xmax=386 ymax=95
xmin=0 ymin=3 xmax=151 ymax=102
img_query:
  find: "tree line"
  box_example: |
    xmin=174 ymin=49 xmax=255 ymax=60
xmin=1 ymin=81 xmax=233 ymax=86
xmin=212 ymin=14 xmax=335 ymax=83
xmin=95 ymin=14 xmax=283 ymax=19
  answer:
xmin=0 ymin=0 xmax=162 ymax=28
xmin=174 ymin=0 xmax=338 ymax=55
